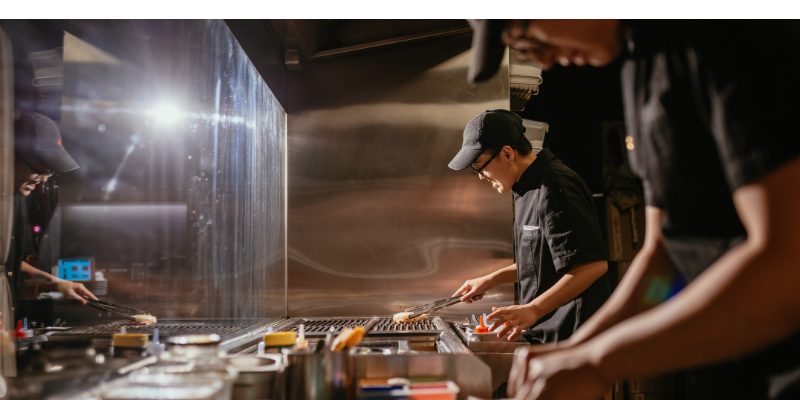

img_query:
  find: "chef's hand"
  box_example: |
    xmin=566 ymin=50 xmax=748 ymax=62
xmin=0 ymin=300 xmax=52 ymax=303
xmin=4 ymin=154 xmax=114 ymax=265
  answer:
xmin=486 ymin=304 xmax=541 ymax=341
xmin=55 ymin=279 xmax=99 ymax=304
xmin=452 ymin=274 xmax=494 ymax=302
xmin=511 ymin=346 xmax=607 ymax=400
xmin=507 ymin=344 xmax=564 ymax=397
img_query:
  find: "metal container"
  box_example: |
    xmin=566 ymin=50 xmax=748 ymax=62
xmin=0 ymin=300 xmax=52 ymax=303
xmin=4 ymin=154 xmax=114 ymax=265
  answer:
xmin=282 ymin=346 xmax=327 ymax=400
xmin=264 ymin=317 xmax=491 ymax=399
xmin=145 ymin=334 xmax=239 ymax=400
xmin=451 ymin=321 xmax=527 ymax=394
xmin=100 ymin=373 xmax=226 ymax=400
xmin=226 ymin=354 xmax=285 ymax=400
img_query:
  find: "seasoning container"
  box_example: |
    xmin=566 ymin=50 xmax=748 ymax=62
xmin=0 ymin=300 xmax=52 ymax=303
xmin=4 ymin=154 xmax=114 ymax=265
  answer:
xmin=146 ymin=327 xmax=166 ymax=357
xmin=110 ymin=327 xmax=148 ymax=358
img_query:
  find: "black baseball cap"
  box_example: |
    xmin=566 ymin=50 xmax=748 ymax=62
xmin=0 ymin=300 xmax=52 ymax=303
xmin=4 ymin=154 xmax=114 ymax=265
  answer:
xmin=14 ymin=111 xmax=80 ymax=173
xmin=468 ymin=19 xmax=508 ymax=83
xmin=448 ymin=109 xmax=525 ymax=171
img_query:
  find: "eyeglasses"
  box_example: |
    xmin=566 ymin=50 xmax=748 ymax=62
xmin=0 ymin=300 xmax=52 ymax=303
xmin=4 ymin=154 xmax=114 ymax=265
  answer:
xmin=470 ymin=148 xmax=501 ymax=179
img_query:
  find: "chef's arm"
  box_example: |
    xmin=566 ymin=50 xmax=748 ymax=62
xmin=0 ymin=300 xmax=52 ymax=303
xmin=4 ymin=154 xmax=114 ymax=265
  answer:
xmin=585 ymin=158 xmax=800 ymax=381
xmin=20 ymin=259 xmax=58 ymax=283
xmin=487 ymin=260 xmax=607 ymax=339
xmin=453 ymin=263 xmax=518 ymax=302
xmin=567 ymin=206 xmax=678 ymax=345
xmin=490 ymin=263 xmax=520 ymax=285
xmin=527 ymin=260 xmax=608 ymax=319
xmin=20 ymin=259 xmax=98 ymax=303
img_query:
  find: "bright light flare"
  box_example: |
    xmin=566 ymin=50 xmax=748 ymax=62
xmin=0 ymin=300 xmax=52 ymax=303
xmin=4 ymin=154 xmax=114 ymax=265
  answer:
xmin=150 ymin=101 xmax=183 ymax=127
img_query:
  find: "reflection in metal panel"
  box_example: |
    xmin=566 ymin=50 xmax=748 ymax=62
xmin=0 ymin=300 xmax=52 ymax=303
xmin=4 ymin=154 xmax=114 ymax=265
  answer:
xmin=287 ymin=35 xmax=515 ymax=318
xmin=0 ymin=25 xmax=17 ymax=377
xmin=52 ymin=21 xmax=285 ymax=318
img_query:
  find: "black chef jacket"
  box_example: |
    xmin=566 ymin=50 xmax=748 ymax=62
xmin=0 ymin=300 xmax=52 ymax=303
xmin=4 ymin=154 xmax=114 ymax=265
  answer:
xmin=622 ymin=20 xmax=800 ymax=399
xmin=5 ymin=194 xmax=33 ymax=311
xmin=512 ymin=148 xmax=610 ymax=343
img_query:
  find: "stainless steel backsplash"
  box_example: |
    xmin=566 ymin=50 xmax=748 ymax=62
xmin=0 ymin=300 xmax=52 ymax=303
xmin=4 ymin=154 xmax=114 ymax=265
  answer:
xmin=285 ymin=34 xmax=516 ymax=318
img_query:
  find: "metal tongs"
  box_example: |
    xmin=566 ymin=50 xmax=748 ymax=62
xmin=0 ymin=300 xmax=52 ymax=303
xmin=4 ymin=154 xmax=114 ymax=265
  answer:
xmin=404 ymin=295 xmax=463 ymax=320
xmin=87 ymin=299 xmax=150 ymax=322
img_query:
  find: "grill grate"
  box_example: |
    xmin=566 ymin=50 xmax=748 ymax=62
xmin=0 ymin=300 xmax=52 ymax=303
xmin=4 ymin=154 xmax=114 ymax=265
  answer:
xmin=50 ymin=319 xmax=268 ymax=341
xmin=292 ymin=317 xmax=439 ymax=336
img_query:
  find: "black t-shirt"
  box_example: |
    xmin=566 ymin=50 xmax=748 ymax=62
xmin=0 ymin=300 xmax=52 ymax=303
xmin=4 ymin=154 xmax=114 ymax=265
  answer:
xmin=622 ymin=21 xmax=800 ymax=398
xmin=623 ymin=21 xmax=800 ymax=281
xmin=512 ymin=148 xmax=610 ymax=343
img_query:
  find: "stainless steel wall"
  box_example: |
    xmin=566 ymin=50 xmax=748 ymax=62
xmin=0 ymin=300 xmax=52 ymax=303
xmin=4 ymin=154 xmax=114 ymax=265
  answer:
xmin=45 ymin=20 xmax=286 ymax=319
xmin=0 ymin=26 xmax=18 ymax=377
xmin=287 ymin=34 xmax=516 ymax=318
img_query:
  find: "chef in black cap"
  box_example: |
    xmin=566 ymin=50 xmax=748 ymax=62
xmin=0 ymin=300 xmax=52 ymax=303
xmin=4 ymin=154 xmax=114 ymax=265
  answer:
xmin=7 ymin=111 xmax=97 ymax=312
xmin=466 ymin=20 xmax=800 ymax=400
xmin=450 ymin=109 xmax=610 ymax=344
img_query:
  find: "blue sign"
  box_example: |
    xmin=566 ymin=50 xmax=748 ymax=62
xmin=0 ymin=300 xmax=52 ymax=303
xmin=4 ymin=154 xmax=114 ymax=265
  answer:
xmin=58 ymin=258 xmax=93 ymax=282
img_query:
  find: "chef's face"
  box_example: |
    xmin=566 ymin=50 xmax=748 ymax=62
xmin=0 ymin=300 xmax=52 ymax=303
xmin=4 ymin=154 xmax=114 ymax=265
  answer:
xmin=501 ymin=20 xmax=622 ymax=70
xmin=15 ymin=163 xmax=50 ymax=197
xmin=471 ymin=146 xmax=514 ymax=194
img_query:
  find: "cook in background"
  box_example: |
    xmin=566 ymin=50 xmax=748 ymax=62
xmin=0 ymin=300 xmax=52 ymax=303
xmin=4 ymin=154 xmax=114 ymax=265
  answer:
xmin=468 ymin=20 xmax=800 ymax=400
xmin=449 ymin=109 xmax=610 ymax=343
xmin=7 ymin=111 xmax=98 ymax=314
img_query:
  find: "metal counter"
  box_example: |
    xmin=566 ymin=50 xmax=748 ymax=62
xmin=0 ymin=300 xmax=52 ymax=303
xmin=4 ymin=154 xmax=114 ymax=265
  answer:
xmin=8 ymin=316 xmax=495 ymax=399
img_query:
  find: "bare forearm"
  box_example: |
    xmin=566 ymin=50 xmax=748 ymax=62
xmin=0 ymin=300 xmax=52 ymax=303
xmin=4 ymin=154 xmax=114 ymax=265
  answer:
xmin=20 ymin=261 xmax=58 ymax=283
xmin=588 ymin=161 xmax=800 ymax=380
xmin=568 ymin=207 xmax=675 ymax=345
xmin=591 ymin=241 xmax=800 ymax=381
xmin=569 ymin=241 xmax=674 ymax=345
xmin=529 ymin=260 xmax=608 ymax=317
xmin=490 ymin=263 xmax=519 ymax=285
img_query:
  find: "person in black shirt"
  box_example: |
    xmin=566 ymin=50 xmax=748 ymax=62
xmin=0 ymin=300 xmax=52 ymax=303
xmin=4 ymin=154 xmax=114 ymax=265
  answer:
xmin=6 ymin=111 xmax=98 ymax=311
xmin=467 ymin=20 xmax=800 ymax=400
xmin=449 ymin=109 xmax=610 ymax=343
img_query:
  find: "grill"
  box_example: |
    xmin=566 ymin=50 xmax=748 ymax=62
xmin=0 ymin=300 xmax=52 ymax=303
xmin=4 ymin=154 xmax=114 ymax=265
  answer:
xmin=49 ymin=319 xmax=270 ymax=342
xmin=288 ymin=317 xmax=441 ymax=337
xmin=277 ymin=317 xmax=490 ymax=397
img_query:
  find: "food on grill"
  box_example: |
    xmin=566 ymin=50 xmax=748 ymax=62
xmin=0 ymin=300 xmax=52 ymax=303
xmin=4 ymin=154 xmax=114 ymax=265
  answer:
xmin=392 ymin=311 xmax=428 ymax=324
xmin=131 ymin=314 xmax=157 ymax=326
